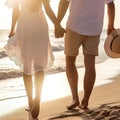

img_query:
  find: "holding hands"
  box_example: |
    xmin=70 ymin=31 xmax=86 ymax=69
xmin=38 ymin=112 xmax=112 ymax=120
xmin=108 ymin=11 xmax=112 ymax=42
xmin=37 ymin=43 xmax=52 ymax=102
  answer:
xmin=54 ymin=23 xmax=66 ymax=38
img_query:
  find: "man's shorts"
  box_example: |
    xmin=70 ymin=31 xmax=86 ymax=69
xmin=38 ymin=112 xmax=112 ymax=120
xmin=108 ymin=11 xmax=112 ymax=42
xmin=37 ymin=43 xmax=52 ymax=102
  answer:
xmin=64 ymin=28 xmax=100 ymax=56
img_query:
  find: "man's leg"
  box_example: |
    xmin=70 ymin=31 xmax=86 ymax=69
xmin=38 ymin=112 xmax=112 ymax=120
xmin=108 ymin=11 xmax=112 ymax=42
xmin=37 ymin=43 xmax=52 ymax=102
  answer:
xmin=64 ymin=29 xmax=86 ymax=109
xmin=66 ymin=55 xmax=79 ymax=109
xmin=81 ymin=54 xmax=96 ymax=109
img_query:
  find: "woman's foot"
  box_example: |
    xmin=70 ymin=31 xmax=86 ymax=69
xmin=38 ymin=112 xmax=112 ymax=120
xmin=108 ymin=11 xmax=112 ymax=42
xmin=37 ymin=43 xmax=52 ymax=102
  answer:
xmin=28 ymin=111 xmax=39 ymax=120
xmin=25 ymin=106 xmax=32 ymax=112
xmin=31 ymin=99 xmax=40 ymax=119
xmin=25 ymin=101 xmax=33 ymax=112
xmin=67 ymin=100 xmax=80 ymax=110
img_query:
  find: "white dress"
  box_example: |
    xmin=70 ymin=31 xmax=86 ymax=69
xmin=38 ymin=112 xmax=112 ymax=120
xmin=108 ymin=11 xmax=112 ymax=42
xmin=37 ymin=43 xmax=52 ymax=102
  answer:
xmin=4 ymin=0 xmax=54 ymax=75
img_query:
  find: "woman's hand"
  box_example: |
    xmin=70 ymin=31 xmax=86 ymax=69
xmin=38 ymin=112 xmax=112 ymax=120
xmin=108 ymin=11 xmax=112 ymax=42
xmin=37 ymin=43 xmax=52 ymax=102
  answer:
xmin=8 ymin=29 xmax=15 ymax=38
xmin=54 ymin=24 xmax=66 ymax=38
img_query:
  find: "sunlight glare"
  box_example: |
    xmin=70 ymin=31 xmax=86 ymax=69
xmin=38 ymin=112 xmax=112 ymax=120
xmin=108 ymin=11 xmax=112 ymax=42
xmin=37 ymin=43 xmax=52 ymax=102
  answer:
xmin=0 ymin=1 xmax=12 ymax=30
xmin=41 ymin=73 xmax=71 ymax=102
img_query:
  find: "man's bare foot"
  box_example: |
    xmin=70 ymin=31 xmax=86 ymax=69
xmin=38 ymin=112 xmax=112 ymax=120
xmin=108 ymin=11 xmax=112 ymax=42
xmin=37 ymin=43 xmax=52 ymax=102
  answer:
xmin=79 ymin=99 xmax=88 ymax=110
xmin=79 ymin=104 xmax=89 ymax=110
xmin=67 ymin=100 xmax=80 ymax=110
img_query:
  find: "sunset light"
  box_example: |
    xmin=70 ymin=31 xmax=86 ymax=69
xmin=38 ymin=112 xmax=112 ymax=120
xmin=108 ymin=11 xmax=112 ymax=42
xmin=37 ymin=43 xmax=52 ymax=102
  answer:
xmin=0 ymin=0 xmax=61 ymax=30
xmin=0 ymin=0 xmax=120 ymax=119
xmin=0 ymin=0 xmax=120 ymax=30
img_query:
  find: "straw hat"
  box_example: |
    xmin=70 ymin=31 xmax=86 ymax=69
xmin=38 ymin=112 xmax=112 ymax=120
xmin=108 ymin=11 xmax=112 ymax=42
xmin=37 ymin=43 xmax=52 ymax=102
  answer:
xmin=104 ymin=29 xmax=120 ymax=58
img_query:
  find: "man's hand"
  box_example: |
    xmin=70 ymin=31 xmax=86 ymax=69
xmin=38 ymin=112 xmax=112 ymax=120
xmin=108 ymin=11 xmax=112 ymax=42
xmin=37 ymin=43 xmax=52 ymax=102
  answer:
xmin=107 ymin=1 xmax=115 ymax=35
xmin=54 ymin=25 xmax=66 ymax=38
xmin=107 ymin=26 xmax=115 ymax=35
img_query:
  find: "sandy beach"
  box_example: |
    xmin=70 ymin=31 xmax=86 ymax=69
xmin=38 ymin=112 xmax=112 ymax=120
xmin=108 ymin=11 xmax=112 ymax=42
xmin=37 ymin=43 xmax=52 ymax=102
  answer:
xmin=0 ymin=58 xmax=120 ymax=120
xmin=0 ymin=28 xmax=120 ymax=120
xmin=0 ymin=0 xmax=120 ymax=119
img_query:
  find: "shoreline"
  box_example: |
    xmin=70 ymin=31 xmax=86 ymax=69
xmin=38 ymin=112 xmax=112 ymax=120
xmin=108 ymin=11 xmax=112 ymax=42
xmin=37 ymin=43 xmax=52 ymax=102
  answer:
xmin=0 ymin=28 xmax=109 ymax=80
xmin=0 ymin=52 xmax=108 ymax=80
xmin=0 ymin=58 xmax=120 ymax=120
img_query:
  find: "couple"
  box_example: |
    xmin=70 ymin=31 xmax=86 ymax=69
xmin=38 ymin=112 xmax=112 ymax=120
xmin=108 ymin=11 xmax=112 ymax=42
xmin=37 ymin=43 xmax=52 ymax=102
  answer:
xmin=4 ymin=0 xmax=115 ymax=119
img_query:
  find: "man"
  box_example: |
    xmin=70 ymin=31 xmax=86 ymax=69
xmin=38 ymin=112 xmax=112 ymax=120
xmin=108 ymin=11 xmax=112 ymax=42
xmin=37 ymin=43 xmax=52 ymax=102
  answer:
xmin=56 ymin=0 xmax=115 ymax=110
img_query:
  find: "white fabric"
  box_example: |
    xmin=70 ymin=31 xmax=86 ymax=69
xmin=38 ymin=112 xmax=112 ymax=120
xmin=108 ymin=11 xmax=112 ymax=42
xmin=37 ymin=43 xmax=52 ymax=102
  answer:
xmin=4 ymin=0 xmax=54 ymax=75
xmin=67 ymin=0 xmax=114 ymax=36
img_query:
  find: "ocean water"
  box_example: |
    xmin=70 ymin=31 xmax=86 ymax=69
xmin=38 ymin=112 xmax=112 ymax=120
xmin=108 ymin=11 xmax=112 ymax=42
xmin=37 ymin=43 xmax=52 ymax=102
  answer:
xmin=0 ymin=29 xmax=109 ymax=79
xmin=0 ymin=29 xmax=109 ymax=106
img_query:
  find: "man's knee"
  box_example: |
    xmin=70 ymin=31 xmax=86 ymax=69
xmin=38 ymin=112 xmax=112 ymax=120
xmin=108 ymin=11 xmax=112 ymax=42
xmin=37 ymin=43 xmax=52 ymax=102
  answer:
xmin=84 ymin=54 xmax=95 ymax=62
xmin=84 ymin=54 xmax=95 ymax=69
xmin=66 ymin=55 xmax=76 ymax=66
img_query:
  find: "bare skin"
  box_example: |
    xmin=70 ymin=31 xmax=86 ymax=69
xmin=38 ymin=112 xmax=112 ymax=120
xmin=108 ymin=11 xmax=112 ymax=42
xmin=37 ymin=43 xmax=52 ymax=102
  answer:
xmin=23 ymin=73 xmax=33 ymax=110
xmin=81 ymin=54 xmax=96 ymax=109
xmin=66 ymin=56 xmax=79 ymax=110
xmin=66 ymin=54 xmax=96 ymax=110
xmin=56 ymin=0 xmax=115 ymax=110
xmin=8 ymin=0 xmax=65 ymax=118
xmin=23 ymin=71 xmax=44 ymax=119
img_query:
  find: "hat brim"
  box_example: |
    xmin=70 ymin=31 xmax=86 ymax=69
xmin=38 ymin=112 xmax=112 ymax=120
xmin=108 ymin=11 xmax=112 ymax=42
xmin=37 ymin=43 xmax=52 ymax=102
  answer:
xmin=104 ymin=29 xmax=120 ymax=58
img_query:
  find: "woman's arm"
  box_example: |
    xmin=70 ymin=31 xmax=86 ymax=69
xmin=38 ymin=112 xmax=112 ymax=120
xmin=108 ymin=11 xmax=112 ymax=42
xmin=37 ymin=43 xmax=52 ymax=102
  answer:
xmin=9 ymin=5 xmax=20 ymax=37
xmin=42 ymin=0 xmax=60 ymax=26
xmin=107 ymin=1 xmax=115 ymax=35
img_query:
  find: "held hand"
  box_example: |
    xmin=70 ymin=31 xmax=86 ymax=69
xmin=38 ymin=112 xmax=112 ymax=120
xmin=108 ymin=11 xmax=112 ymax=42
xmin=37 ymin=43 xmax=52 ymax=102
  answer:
xmin=54 ymin=24 xmax=66 ymax=38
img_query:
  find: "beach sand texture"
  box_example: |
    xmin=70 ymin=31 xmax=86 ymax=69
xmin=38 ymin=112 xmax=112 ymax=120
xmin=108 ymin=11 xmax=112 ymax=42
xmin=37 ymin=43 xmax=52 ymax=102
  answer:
xmin=0 ymin=58 xmax=120 ymax=120
xmin=0 ymin=29 xmax=120 ymax=120
xmin=0 ymin=0 xmax=120 ymax=119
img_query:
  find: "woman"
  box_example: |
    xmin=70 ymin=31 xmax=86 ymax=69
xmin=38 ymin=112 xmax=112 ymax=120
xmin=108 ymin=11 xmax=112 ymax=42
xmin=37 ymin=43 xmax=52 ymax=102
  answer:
xmin=4 ymin=0 xmax=65 ymax=119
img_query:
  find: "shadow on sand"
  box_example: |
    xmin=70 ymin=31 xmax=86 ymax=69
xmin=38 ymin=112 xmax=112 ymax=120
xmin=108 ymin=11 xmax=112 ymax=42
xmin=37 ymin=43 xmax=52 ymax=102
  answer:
xmin=48 ymin=101 xmax=120 ymax=120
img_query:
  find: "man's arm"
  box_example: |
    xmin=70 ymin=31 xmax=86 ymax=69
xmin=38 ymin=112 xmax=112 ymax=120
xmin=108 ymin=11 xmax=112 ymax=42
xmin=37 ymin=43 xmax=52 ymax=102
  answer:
xmin=107 ymin=1 xmax=115 ymax=35
xmin=54 ymin=0 xmax=69 ymax=38
xmin=42 ymin=0 xmax=65 ymax=38
xmin=57 ymin=0 xmax=69 ymax=23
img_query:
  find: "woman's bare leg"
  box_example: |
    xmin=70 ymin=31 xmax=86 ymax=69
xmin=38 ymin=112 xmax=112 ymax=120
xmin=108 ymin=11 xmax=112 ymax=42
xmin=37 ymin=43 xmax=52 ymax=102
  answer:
xmin=31 ymin=71 xmax=44 ymax=119
xmin=23 ymin=73 xmax=33 ymax=110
